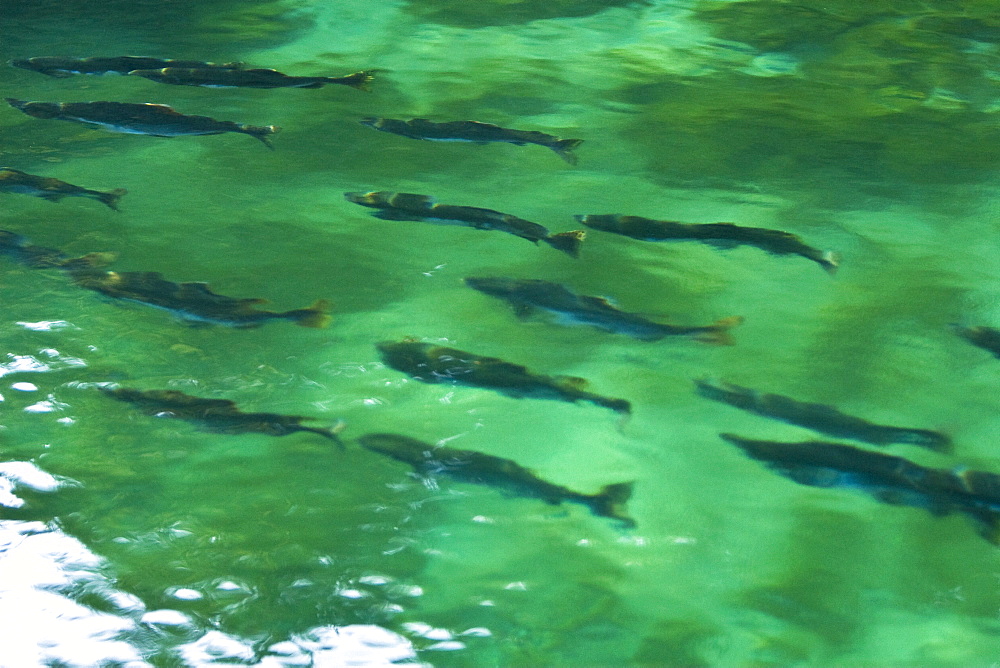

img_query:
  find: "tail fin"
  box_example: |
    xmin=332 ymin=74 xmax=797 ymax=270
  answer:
xmin=332 ymin=70 xmax=376 ymax=91
xmin=244 ymin=124 xmax=280 ymax=149
xmin=819 ymin=250 xmax=840 ymax=276
xmin=551 ymin=138 xmax=583 ymax=165
xmin=694 ymin=315 xmax=744 ymax=346
xmin=588 ymin=481 xmax=635 ymax=527
xmin=99 ymin=188 xmax=127 ymax=211
xmin=305 ymin=419 xmax=347 ymax=450
xmin=545 ymin=229 xmax=586 ymax=258
xmin=294 ymin=299 xmax=332 ymax=329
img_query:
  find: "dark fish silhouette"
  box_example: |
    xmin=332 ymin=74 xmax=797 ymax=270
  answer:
xmin=0 ymin=167 xmax=126 ymax=210
xmin=697 ymin=379 xmax=950 ymax=451
xmin=66 ymin=262 xmax=331 ymax=328
xmin=576 ymin=214 xmax=839 ymax=275
xmin=360 ymin=117 xmax=583 ymax=164
xmin=10 ymin=56 xmax=244 ymax=77
xmin=465 ymin=276 xmax=742 ymax=344
xmin=1 ymin=229 xmax=71 ymax=268
xmin=953 ymin=324 xmax=1000 ymax=359
xmin=345 ymin=191 xmax=585 ymax=258
xmin=102 ymin=387 xmax=344 ymax=445
xmin=6 ymin=99 xmax=279 ymax=148
xmin=721 ymin=433 xmax=1000 ymax=543
xmin=360 ymin=433 xmax=635 ymax=526
xmin=0 ymin=229 xmax=114 ymax=270
xmin=130 ymin=67 xmax=375 ymax=90
xmin=376 ymin=339 xmax=631 ymax=415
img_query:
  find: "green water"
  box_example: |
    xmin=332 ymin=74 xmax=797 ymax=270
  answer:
xmin=4 ymin=0 xmax=1000 ymax=665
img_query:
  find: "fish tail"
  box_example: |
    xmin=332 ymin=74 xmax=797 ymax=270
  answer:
xmin=820 ymin=250 xmax=841 ymax=275
xmin=245 ymin=124 xmax=280 ymax=149
xmin=694 ymin=315 xmax=744 ymax=346
xmin=588 ymin=481 xmax=636 ymax=527
xmin=294 ymin=299 xmax=332 ymax=328
xmin=545 ymin=230 xmax=586 ymax=258
xmin=99 ymin=188 xmax=128 ymax=211
xmin=551 ymin=138 xmax=583 ymax=165
xmin=306 ymin=419 xmax=347 ymax=450
xmin=334 ymin=70 xmax=376 ymax=91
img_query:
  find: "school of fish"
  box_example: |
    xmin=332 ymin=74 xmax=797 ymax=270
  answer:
xmin=4 ymin=52 xmax=999 ymax=538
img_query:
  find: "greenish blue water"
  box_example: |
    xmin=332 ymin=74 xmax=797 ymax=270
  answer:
xmin=4 ymin=0 xmax=1000 ymax=665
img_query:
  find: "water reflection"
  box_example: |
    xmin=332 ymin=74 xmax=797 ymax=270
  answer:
xmin=16 ymin=320 xmax=78 ymax=332
xmin=0 ymin=521 xmax=147 ymax=666
xmin=0 ymin=349 xmax=87 ymax=378
xmin=179 ymin=625 xmax=421 ymax=666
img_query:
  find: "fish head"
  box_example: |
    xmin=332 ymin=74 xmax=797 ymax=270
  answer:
xmin=358 ymin=433 xmax=431 ymax=462
xmin=126 ymin=68 xmax=162 ymax=79
xmin=573 ymin=214 xmax=626 ymax=233
xmin=463 ymin=276 xmax=521 ymax=297
xmin=10 ymin=57 xmax=68 ymax=75
xmin=60 ymin=252 xmax=117 ymax=276
xmin=344 ymin=191 xmax=383 ymax=206
xmin=358 ymin=117 xmax=381 ymax=128
xmin=376 ymin=339 xmax=419 ymax=360
xmin=6 ymin=98 xmax=60 ymax=118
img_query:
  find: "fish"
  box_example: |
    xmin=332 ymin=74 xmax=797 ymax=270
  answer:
xmin=953 ymin=324 xmax=1000 ymax=359
xmin=0 ymin=229 xmax=75 ymax=268
xmin=0 ymin=229 xmax=116 ymax=271
xmin=10 ymin=56 xmax=244 ymax=77
xmin=101 ymin=387 xmax=344 ymax=445
xmin=464 ymin=276 xmax=743 ymax=344
xmin=720 ymin=433 xmax=1000 ymax=543
xmin=0 ymin=167 xmax=126 ymax=210
xmin=6 ymin=99 xmax=279 ymax=149
xmin=65 ymin=262 xmax=331 ymax=328
xmin=576 ymin=214 xmax=839 ymax=275
xmin=359 ymin=433 xmax=635 ymax=526
xmin=696 ymin=379 xmax=950 ymax=451
xmin=344 ymin=191 xmax=585 ymax=258
xmin=359 ymin=117 xmax=583 ymax=164
xmin=376 ymin=339 xmax=631 ymax=415
xmin=129 ymin=67 xmax=375 ymax=90
xmin=0 ymin=231 xmax=324 ymax=327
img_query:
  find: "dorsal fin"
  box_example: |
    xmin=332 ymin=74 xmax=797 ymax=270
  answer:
xmin=579 ymin=294 xmax=618 ymax=311
xmin=141 ymin=103 xmax=180 ymax=113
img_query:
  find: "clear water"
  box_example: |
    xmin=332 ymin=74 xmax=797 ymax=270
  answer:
xmin=4 ymin=0 xmax=1000 ymax=665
